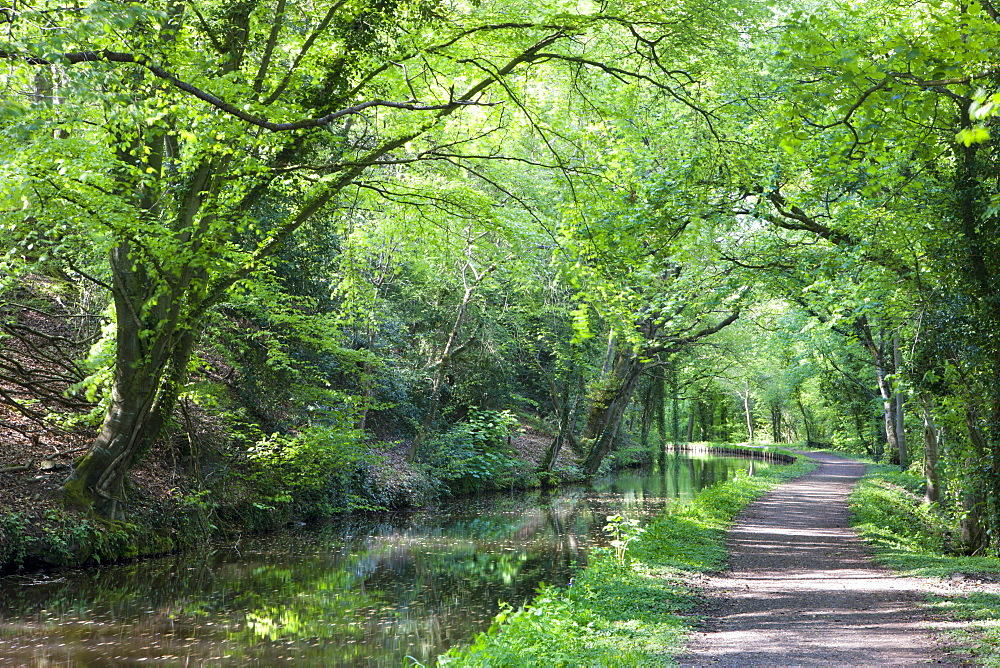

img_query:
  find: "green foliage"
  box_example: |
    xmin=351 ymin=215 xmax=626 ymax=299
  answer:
xmin=850 ymin=467 xmax=950 ymax=559
xmin=438 ymin=577 xmax=687 ymax=667
xmin=57 ymin=312 xmax=116 ymax=430
xmin=929 ymin=593 xmax=1000 ymax=667
xmin=419 ymin=409 xmax=522 ymax=494
xmin=850 ymin=465 xmax=1000 ymax=576
xmin=441 ymin=450 xmax=815 ymax=665
xmin=602 ymin=514 xmax=646 ymax=564
xmin=0 ymin=514 xmax=29 ymax=571
xmin=245 ymin=424 xmax=371 ymax=516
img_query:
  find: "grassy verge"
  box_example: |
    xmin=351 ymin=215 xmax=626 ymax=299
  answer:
xmin=849 ymin=464 xmax=1000 ymax=666
xmin=435 ymin=448 xmax=815 ymax=667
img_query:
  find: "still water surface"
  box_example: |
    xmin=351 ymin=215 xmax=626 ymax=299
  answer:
xmin=0 ymin=451 xmax=771 ymax=666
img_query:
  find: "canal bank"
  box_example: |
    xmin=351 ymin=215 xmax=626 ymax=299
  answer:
xmin=0 ymin=448 xmax=802 ymax=665
xmin=442 ymin=447 xmax=814 ymax=666
xmin=0 ymin=436 xmax=780 ymax=576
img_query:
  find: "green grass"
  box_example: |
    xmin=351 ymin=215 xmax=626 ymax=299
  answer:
xmin=850 ymin=464 xmax=1000 ymax=665
xmin=434 ymin=449 xmax=816 ymax=667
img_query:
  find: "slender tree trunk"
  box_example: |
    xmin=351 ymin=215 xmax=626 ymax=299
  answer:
xmin=656 ymin=377 xmax=667 ymax=446
xmin=919 ymin=396 xmax=940 ymax=504
xmin=669 ymin=366 xmax=679 ymax=446
xmin=743 ymin=391 xmax=755 ymax=443
xmin=796 ymin=391 xmax=812 ymax=446
xmin=409 ymin=258 xmax=496 ymax=461
xmin=857 ymin=318 xmax=904 ymax=465
xmin=541 ymin=365 xmax=578 ymax=472
xmin=639 ymin=379 xmax=654 ymax=447
xmin=354 ymin=324 xmax=377 ymax=431
xmin=893 ymin=335 xmax=908 ymax=467
xmin=410 ymin=286 xmax=474 ymax=460
xmin=770 ymin=403 xmax=782 ymax=443
xmin=685 ymin=403 xmax=695 ymax=442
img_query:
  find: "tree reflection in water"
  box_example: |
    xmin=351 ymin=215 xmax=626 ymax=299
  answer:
xmin=0 ymin=452 xmax=770 ymax=665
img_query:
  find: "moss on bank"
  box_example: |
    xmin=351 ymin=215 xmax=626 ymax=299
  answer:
xmin=0 ymin=511 xmax=178 ymax=574
xmin=437 ymin=447 xmax=815 ymax=666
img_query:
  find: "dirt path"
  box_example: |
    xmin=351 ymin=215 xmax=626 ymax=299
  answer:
xmin=679 ymin=451 xmax=969 ymax=667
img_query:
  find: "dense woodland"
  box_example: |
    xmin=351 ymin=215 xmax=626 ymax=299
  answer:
xmin=1 ymin=0 xmax=999 ymax=553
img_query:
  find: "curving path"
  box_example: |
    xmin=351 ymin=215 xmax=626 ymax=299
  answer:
xmin=679 ymin=451 xmax=969 ymax=667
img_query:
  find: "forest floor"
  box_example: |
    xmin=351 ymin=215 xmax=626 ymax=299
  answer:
xmin=678 ymin=451 xmax=982 ymax=667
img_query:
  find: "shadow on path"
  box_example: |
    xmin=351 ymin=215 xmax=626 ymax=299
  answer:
xmin=679 ymin=451 xmax=968 ymax=667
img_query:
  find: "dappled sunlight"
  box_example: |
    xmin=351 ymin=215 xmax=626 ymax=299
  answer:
xmin=681 ymin=453 xmax=957 ymax=667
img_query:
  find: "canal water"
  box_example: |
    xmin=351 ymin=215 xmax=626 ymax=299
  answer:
xmin=0 ymin=451 xmax=772 ymax=666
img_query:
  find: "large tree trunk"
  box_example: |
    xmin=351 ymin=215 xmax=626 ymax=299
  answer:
xmin=952 ymin=132 xmax=1000 ymax=555
xmin=961 ymin=407 xmax=990 ymax=554
xmin=580 ymin=354 xmax=645 ymax=476
xmin=63 ymin=242 xmax=199 ymax=517
xmin=65 ymin=324 xmax=196 ymax=517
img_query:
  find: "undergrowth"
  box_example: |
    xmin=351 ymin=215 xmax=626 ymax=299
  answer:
xmin=435 ymin=448 xmax=815 ymax=667
xmin=850 ymin=464 xmax=1000 ymax=666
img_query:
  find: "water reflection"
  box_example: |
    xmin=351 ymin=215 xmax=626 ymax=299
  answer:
xmin=0 ymin=452 xmax=769 ymax=666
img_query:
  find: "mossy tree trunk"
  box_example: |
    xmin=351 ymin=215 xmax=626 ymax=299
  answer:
xmin=65 ymin=242 xmax=199 ymax=518
xmin=581 ymin=353 xmax=645 ymax=476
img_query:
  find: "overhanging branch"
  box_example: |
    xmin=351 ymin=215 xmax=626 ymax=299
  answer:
xmin=0 ymin=48 xmax=496 ymax=131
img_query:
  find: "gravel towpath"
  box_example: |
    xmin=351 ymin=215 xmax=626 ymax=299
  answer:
xmin=679 ymin=451 xmax=970 ymax=667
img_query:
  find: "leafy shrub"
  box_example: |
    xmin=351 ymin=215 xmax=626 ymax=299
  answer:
xmin=419 ymin=409 xmax=521 ymax=494
xmin=603 ymin=514 xmax=646 ymax=564
xmin=850 ymin=466 xmax=1000 ymax=574
xmin=850 ymin=469 xmax=949 ymax=555
xmin=245 ymin=423 xmax=371 ymax=516
xmin=0 ymin=514 xmax=29 ymax=571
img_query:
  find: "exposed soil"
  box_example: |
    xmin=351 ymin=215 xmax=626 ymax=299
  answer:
xmin=679 ymin=451 xmax=976 ymax=667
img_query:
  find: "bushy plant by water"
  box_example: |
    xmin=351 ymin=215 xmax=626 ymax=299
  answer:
xmin=603 ymin=515 xmax=645 ymax=564
xmin=436 ymin=449 xmax=814 ymax=666
xmin=850 ymin=465 xmax=1000 ymax=665
xmin=245 ymin=424 xmax=372 ymax=516
xmin=418 ymin=409 xmax=523 ymax=495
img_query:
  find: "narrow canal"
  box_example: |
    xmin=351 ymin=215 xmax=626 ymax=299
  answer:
xmin=0 ymin=450 xmax=775 ymax=666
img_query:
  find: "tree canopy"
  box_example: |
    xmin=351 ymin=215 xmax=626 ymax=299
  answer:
xmin=3 ymin=0 xmax=1000 ymax=554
